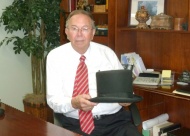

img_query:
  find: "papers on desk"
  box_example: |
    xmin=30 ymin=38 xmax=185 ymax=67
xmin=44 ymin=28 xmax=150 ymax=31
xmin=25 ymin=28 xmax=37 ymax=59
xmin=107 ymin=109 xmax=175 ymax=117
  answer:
xmin=160 ymin=70 xmax=174 ymax=86
xmin=173 ymin=90 xmax=190 ymax=96
xmin=162 ymin=70 xmax=171 ymax=78
xmin=173 ymin=84 xmax=190 ymax=96
xmin=121 ymin=52 xmax=146 ymax=77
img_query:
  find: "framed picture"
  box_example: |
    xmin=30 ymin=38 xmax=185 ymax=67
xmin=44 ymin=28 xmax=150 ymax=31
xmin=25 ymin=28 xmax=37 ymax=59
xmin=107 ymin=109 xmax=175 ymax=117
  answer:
xmin=128 ymin=0 xmax=165 ymax=27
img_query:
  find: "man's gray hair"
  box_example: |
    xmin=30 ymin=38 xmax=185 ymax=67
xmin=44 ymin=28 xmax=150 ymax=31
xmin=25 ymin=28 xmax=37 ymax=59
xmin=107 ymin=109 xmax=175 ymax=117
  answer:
xmin=65 ymin=10 xmax=96 ymax=29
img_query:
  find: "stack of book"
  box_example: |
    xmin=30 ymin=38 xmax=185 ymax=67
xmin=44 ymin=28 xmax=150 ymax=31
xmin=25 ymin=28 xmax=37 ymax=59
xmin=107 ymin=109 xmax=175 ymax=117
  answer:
xmin=158 ymin=123 xmax=181 ymax=136
xmin=142 ymin=113 xmax=183 ymax=136
xmin=143 ymin=121 xmax=181 ymax=136
xmin=160 ymin=70 xmax=174 ymax=86
xmin=142 ymin=113 xmax=169 ymax=136
xmin=153 ymin=121 xmax=173 ymax=136
xmin=167 ymin=127 xmax=190 ymax=136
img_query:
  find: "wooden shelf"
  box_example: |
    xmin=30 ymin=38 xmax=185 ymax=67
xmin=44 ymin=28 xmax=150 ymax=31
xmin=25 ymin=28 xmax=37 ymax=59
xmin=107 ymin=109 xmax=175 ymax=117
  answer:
xmin=92 ymin=12 xmax=108 ymax=15
xmin=117 ymin=27 xmax=190 ymax=34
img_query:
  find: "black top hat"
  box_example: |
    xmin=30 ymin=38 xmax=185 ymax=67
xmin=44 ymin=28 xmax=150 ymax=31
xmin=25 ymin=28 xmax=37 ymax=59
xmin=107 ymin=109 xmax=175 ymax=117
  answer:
xmin=90 ymin=69 xmax=143 ymax=103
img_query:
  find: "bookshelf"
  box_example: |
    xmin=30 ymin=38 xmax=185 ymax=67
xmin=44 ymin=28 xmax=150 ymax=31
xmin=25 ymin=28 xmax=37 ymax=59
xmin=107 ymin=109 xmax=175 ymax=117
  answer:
xmin=114 ymin=0 xmax=190 ymax=131
xmin=114 ymin=0 xmax=190 ymax=73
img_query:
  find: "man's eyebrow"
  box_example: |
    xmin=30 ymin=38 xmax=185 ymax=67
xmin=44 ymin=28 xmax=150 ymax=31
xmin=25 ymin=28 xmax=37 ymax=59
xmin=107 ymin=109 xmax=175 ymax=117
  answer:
xmin=70 ymin=25 xmax=90 ymax=28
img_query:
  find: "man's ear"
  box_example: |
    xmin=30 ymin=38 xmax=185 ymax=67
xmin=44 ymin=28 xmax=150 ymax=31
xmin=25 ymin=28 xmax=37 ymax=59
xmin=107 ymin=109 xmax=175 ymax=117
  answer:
xmin=65 ymin=28 xmax=68 ymax=35
xmin=92 ymin=29 xmax=96 ymax=35
xmin=91 ymin=29 xmax=96 ymax=40
xmin=65 ymin=28 xmax=69 ymax=40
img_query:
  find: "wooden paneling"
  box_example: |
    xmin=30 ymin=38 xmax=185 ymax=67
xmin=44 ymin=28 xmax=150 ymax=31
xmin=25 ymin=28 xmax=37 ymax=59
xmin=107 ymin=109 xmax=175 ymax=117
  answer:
xmin=92 ymin=36 xmax=108 ymax=46
xmin=115 ymin=30 xmax=190 ymax=73
xmin=115 ymin=30 xmax=137 ymax=56
xmin=134 ymin=85 xmax=190 ymax=130
xmin=166 ymin=0 xmax=189 ymax=18
xmin=135 ymin=89 xmax=165 ymax=120
xmin=115 ymin=0 xmax=129 ymax=27
xmin=107 ymin=0 xmax=116 ymax=50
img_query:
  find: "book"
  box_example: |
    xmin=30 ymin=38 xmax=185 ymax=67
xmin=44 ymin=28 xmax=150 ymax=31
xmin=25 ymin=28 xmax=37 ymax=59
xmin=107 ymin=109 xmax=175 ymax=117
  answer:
xmin=153 ymin=121 xmax=173 ymax=136
xmin=69 ymin=0 xmax=77 ymax=11
xmin=106 ymin=0 xmax=108 ymax=11
xmin=167 ymin=127 xmax=190 ymax=136
xmin=159 ymin=123 xmax=181 ymax=136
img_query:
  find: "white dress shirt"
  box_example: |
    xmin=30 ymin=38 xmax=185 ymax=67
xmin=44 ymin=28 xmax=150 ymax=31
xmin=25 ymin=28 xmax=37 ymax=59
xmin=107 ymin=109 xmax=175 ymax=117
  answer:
xmin=46 ymin=41 xmax=123 ymax=119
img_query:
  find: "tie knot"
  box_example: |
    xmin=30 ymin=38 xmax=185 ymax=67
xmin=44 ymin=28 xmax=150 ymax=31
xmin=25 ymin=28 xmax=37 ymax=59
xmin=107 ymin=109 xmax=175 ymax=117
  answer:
xmin=80 ymin=55 xmax=86 ymax=62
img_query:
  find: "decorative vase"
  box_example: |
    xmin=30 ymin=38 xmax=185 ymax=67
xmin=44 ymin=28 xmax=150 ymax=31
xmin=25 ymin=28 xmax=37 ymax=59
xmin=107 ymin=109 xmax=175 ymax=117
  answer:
xmin=135 ymin=6 xmax=150 ymax=29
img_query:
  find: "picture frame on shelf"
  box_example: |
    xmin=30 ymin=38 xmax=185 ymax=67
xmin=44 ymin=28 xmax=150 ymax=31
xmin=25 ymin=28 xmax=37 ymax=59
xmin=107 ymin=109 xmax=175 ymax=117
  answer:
xmin=128 ymin=0 xmax=165 ymax=27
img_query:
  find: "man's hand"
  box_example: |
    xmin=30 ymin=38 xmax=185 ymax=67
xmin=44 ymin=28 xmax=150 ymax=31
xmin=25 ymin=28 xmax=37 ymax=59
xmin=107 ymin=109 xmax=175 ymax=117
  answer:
xmin=119 ymin=103 xmax=131 ymax=107
xmin=71 ymin=94 xmax=97 ymax=111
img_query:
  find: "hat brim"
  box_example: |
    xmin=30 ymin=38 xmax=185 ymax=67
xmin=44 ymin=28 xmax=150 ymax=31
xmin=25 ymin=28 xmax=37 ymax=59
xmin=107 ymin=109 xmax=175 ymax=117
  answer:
xmin=89 ymin=94 xmax=143 ymax=103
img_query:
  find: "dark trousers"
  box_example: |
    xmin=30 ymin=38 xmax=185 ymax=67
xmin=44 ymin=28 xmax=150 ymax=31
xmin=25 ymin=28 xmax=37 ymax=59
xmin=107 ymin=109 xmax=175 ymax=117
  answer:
xmin=54 ymin=108 xmax=142 ymax=136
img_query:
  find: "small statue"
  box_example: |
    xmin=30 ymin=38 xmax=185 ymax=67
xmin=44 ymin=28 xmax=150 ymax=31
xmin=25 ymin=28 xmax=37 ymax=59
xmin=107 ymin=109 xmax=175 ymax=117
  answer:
xmin=77 ymin=0 xmax=87 ymax=10
xmin=135 ymin=6 xmax=150 ymax=29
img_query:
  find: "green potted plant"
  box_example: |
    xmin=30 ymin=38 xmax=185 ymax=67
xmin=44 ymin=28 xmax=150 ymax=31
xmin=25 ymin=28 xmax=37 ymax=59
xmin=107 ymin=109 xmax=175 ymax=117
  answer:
xmin=0 ymin=0 xmax=65 ymax=121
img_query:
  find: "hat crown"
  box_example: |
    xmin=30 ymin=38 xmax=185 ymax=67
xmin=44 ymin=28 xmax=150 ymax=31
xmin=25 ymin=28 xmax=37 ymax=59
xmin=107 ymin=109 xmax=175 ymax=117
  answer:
xmin=96 ymin=70 xmax=133 ymax=98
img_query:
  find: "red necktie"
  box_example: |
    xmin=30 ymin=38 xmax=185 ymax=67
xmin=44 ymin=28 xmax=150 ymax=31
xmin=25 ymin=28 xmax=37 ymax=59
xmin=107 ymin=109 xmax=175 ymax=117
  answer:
xmin=73 ymin=55 xmax=95 ymax=134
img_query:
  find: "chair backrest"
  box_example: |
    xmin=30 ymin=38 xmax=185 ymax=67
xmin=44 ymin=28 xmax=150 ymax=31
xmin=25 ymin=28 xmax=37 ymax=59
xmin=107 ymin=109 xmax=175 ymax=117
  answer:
xmin=123 ymin=64 xmax=142 ymax=126
xmin=129 ymin=103 xmax=141 ymax=126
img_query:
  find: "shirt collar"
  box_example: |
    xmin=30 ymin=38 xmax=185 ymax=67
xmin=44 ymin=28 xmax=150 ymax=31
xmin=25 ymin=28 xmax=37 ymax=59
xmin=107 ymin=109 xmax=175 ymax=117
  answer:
xmin=72 ymin=43 xmax=91 ymax=61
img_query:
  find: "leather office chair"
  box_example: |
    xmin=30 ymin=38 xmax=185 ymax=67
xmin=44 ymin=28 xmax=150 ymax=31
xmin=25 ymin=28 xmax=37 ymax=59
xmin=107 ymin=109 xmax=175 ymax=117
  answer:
xmin=129 ymin=103 xmax=141 ymax=126
xmin=54 ymin=114 xmax=62 ymax=126
xmin=123 ymin=64 xmax=142 ymax=126
xmin=54 ymin=104 xmax=141 ymax=128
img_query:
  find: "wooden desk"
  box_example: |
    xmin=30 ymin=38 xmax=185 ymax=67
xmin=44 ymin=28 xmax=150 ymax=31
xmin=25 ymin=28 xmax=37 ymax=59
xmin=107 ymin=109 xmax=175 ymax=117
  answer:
xmin=0 ymin=103 xmax=81 ymax=136
xmin=134 ymin=82 xmax=190 ymax=131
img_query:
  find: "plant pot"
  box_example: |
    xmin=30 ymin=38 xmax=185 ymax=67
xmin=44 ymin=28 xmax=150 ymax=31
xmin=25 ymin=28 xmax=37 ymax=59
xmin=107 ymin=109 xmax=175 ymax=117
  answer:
xmin=23 ymin=94 xmax=53 ymax=123
xmin=23 ymin=100 xmax=53 ymax=123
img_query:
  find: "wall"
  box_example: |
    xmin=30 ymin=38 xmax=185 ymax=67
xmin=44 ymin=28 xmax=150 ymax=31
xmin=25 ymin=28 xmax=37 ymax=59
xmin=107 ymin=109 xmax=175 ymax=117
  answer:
xmin=0 ymin=1 xmax=32 ymax=111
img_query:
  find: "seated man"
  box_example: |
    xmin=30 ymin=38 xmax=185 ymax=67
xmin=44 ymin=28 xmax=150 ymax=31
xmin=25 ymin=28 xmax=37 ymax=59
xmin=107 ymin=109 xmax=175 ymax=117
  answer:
xmin=46 ymin=9 xmax=142 ymax=136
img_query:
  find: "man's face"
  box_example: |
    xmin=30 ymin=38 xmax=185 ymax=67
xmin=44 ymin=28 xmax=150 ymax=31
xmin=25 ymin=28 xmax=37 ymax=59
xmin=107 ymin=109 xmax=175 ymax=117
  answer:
xmin=65 ymin=14 xmax=95 ymax=54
